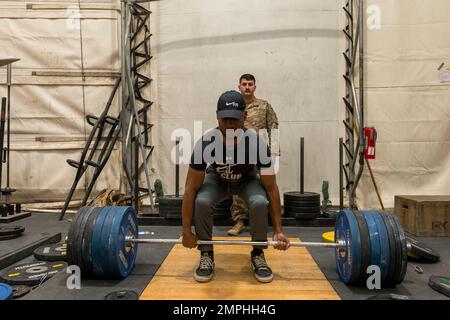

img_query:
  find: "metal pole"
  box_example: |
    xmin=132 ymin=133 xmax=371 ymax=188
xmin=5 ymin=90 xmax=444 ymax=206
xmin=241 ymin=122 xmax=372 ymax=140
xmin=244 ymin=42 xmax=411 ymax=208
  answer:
xmin=300 ymin=137 xmax=304 ymax=194
xmin=127 ymin=237 xmax=342 ymax=249
xmin=0 ymin=98 xmax=6 ymax=189
xmin=6 ymin=64 xmax=11 ymax=189
xmin=175 ymin=139 xmax=180 ymax=197
xmin=339 ymin=137 xmax=344 ymax=210
xmin=134 ymin=136 xmax=139 ymax=211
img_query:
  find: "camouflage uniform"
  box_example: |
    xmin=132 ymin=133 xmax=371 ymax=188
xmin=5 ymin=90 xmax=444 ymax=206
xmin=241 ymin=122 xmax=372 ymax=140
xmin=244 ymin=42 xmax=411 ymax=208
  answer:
xmin=230 ymin=98 xmax=279 ymax=221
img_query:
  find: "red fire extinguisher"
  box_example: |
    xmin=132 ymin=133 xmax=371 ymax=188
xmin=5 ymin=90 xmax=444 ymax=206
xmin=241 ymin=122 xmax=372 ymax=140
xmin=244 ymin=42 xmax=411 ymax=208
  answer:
xmin=364 ymin=127 xmax=377 ymax=160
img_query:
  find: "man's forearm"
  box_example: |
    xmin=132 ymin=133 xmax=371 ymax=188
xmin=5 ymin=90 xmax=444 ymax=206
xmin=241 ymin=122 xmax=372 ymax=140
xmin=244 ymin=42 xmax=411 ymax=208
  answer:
xmin=182 ymin=191 xmax=196 ymax=232
xmin=266 ymin=189 xmax=283 ymax=233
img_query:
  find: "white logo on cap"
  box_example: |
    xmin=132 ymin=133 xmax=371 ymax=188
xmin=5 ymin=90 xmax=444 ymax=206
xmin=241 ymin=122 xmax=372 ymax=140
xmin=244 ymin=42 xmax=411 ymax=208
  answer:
xmin=225 ymin=102 xmax=239 ymax=108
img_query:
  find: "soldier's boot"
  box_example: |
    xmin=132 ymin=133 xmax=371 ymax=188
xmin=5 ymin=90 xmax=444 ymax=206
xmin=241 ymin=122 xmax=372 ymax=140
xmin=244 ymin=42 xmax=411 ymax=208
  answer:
xmin=227 ymin=219 xmax=246 ymax=236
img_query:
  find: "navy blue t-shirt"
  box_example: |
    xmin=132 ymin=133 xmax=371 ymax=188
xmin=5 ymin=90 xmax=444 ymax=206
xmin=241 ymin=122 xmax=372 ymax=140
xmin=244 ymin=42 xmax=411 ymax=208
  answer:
xmin=189 ymin=128 xmax=272 ymax=183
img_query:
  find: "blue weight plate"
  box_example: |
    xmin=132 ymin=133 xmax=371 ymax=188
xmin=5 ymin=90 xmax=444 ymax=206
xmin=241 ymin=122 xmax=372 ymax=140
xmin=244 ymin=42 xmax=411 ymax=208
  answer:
xmin=0 ymin=283 xmax=13 ymax=300
xmin=361 ymin=212 xmax=382 ymax=280
xmin=334 ymin=210 xmax=362 ymax=284
xmin=99 ymin=206 xmax=118 ymax=277
xmin=108 ymin=207 xmax=139 ymax=278
xmin=91 ymin=206 xmax=114 ymax=276
xmin=370 ymin=211 xmax=390 ymax=283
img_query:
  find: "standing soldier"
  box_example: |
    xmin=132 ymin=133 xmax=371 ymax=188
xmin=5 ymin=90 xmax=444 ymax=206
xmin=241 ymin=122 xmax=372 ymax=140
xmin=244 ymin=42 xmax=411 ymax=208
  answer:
xmin=228 ymin=74 xmax=279 ymax=236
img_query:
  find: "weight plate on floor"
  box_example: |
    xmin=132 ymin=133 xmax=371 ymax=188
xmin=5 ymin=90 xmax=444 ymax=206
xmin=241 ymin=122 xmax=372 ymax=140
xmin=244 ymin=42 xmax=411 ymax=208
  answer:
xmin=284 ymin=206 xmax=321 ymax=213
xmin=335 ymin=210 xmax=362 ymax=284
xmin=0 ymin=261 xmax=67 ymax=286
xmin=0 ymin=283 xmax=13 ymax=300
xmin=158 ymin=195 xmax=183 ymax=208
xmin=370 ymin=211 xmax=391 ymax=283
xmin=379 ymin=212 xmax=397 ymax=285
xmin=283 ymin=191 xmax=320 ymax=202
xmin=406 ymin=235 xmax=440 ymax=262
xmin=33 ymin=243 xmax=67 ymax=262
xmin=0 ymin=226 xmax=25 ymax=237
xmin=161 ymin=210 xmax=182 ymax=220
xmin=428 ymin=276 xmax=450 ymax=297
xmin=104 ymin=290 xmax=138 ymax=300
xmin=287 ymin=210 xmax=319 ymax=220
xmin=284 ymin=199 xmax=320 ymax=208
xmin=355 ymin=211 xmax=371 ymax=284
xmin=322 ymin=231 xmax=334 ymax=243
xmin=390 ymin=214 xmax=408 ymax=284
xmin=11 ymin=285 xmax=31 ymax=299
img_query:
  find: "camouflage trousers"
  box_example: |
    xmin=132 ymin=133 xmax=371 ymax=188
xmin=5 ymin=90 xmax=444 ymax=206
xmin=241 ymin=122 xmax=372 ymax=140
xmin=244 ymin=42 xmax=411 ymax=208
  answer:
xmin=230 ymin=195 xmax=250 ymax=222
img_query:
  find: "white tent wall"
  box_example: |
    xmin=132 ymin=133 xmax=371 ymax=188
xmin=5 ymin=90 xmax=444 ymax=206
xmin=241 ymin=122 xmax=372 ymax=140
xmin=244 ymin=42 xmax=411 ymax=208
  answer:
xmin=0 ymin=0 xmax=449 ymax=209
xmin=356 ymin=0 xmax=450 ymax=209
xmin=151 ymin=0 xmax=344 ymax=206
xmin=0 ymin=1 xmax=122 ymax=203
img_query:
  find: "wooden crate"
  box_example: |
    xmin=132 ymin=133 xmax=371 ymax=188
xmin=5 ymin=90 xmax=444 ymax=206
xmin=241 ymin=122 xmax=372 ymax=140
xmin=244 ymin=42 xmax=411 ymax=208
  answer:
xmin=394 ymin=195 xmax=450 ymax=237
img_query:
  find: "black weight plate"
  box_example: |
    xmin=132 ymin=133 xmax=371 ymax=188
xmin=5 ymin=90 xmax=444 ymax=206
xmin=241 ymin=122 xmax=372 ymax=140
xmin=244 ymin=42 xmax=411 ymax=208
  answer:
xmin=386 ymin=214 xmax=405 ymax=285
xmin=379 ymin=212 xmax=397 ymax=286
xmin=390 ymin=215 xmax=408 ymax=284
xmin=354 ymin=211 xmax=371 ymax=285
xmin=0 ymin=261 xmax=67 ymax=286
xmin=367 ymin=293 xmax=411 ymax=300
xmin=406 ymin=235 xmax=440 ymax=263
xmin=0 ymin=226 xmax=25 ymax=237
xmin=33 ymin=243 xmax=67 ymax=262
xmin=72 ymin=207 xmax=96 ymax=270
xmin=67 ymin=206 xmax=91 ymax=267
xmin=163 ymin=212 xmax=182 ymax=220
xmin=159 ymin=195 xmax=183 ymax=208
xmin=284 ymin=206 xmax=321 ymax=213
xmin=11 ymin=285 xmax=31 ymax=299
xmin=81 ymin=207 xmax=103 ymax=278
xmin=284 ymin=199 xmax=320 ymax=208
xmin=284 ymin=191 xmax=320 ymax=202
xmin=287 ymin=211 xmax=319 ymax=220
xmin=428 ymin=276 xmax=450 ymax=297
xmin=104 ymin=290 xmax=139 ymax=300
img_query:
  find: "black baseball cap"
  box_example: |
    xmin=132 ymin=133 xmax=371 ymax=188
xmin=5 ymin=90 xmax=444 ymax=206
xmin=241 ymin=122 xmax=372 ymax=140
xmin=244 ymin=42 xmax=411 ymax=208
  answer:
xmin=216 ymin=90 xmax=246 ymax=119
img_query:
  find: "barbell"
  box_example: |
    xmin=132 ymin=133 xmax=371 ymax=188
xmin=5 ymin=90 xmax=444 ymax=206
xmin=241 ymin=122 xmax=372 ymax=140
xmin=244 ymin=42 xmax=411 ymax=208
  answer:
xmin=67 ymin=206 xmax=408 ymax=286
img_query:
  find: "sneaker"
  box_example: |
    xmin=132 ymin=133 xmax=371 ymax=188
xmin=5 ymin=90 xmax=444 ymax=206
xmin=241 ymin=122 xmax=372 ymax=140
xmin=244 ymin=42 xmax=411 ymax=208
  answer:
xmin=250 ymin=252 xmax=273 ymax=283
xmin=194 ymin=252 xmax=215 ymax=283
xmin=227 ymin=220 xmax=246 ymax=236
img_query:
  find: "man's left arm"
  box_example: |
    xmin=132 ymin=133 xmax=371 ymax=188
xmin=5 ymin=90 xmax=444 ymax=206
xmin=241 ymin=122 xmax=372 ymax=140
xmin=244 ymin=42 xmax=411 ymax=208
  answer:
xmin=259 ymin=174 xmax=290 ymax=250
xmin=265 ymin=103 xmax=279 ymax=154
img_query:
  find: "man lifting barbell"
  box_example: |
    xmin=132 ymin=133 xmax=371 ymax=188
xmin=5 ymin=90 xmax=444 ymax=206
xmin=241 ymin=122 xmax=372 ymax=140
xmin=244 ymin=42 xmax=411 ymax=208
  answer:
xmin=181 ymin=90 xmax=290 ymax=283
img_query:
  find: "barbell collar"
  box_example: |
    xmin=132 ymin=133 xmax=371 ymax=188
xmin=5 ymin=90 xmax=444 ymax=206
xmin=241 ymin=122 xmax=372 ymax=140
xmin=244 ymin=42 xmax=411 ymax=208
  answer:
xmin=126 ymin=237 xmax=343 ymax=248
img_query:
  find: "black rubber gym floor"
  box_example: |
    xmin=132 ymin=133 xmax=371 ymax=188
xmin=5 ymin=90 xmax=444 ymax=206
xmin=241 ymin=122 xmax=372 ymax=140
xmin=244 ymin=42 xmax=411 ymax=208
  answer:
xmin=0 ymin=213 xmax=449 ymax=300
